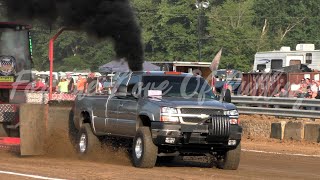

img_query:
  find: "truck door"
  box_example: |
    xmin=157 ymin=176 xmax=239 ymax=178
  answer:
xmin=91 ymin=95 xmax=109 ymax=135
xmin=105 ymin=73 xmax=130 ymax=135
xmin=105 ymin=96 xmax=119 ymax=135
xmin=116 ymin=75 xmax=140 ymax=137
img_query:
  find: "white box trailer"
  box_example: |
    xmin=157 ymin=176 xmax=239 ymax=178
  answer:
xmin=253 ymin=44 xmax=320 ymax=72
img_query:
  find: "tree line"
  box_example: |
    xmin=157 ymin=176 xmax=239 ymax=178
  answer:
xmin=1 ymin=0 xmax=320 ymax=72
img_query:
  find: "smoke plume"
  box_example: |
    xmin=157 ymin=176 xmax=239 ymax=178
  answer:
xmin=3 ymin=0 xmax=144 ymax=71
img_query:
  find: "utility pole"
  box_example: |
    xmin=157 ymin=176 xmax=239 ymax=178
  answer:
xmin=195 ymin=0 xmax=210 ymax=62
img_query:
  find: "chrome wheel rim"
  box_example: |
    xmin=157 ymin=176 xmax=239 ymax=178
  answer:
xmin=79 ymin=133 xmax=87 ymax=153
xmin=135 ymin=137 xmax=143 ymax=159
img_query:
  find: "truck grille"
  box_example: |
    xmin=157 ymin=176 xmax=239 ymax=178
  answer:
xmin=180 ymin=108 xmax=224 ymax=115
xmin=209 ymin=115 xmax=230 ymax=137
xmin=180 ymin=108 xmax=225 ymax=124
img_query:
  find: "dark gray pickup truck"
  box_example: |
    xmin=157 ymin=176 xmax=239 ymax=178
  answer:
xmin=72 ymin=71 xmax=242 ymax=169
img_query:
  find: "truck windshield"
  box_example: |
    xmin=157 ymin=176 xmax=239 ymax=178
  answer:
xmin=142 ymin=75 xmax=216 ymax=99
xmin=0 ymin=28 xmax=32 ymax=76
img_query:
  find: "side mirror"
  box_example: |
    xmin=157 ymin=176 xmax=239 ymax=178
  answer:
xmin=116 ymin=85 xmax=127 ymax=97
xmin=223 ymin=89 xmax=232 ymax=103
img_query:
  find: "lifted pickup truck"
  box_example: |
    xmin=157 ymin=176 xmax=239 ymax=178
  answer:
xmin=72 ymin=71 xmax=242 ymax=169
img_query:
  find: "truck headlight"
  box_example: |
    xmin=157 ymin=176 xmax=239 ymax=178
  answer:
xmin=160 ymin=107 xmax=179 ymax=123
xmin=224 ymin=110 xmax=239 ymax=124
xmin=161 ymin=107 xmax=178 ymax=114
xmin=224 ymin=109 xmax=239 ymax=116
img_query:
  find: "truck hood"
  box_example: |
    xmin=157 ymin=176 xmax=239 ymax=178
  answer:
xmin=147 ymin=97 xmax=237 ymax=110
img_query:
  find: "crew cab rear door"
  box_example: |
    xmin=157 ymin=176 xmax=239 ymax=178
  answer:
xmin=105 ymin=74 xmax=130 ymax=135
xmin=91 ymin=94 xmax=109 ymax=135
xmin=116 ymin=75 xmax=140 ymax=137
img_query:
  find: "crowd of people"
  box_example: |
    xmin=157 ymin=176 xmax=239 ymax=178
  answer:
xmin=295 ymin=78 xmax=320 ymax=99
xmin=33 ymin=72 xmax=113 ymax=95
xmin=273 ymin=78 xmax=320 ymax=99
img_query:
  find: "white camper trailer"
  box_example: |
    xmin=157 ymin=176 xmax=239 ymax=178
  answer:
xmin=253 ymin=44 xmax=320 ymax=72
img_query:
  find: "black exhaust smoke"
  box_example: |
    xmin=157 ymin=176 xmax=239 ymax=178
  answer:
xmin=3 ymin=0 xmax=144 ymax=71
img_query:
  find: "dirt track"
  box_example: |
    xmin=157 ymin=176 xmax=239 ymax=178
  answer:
xmin=6 ymin=107 xmax=318 ymax=179
xmin=0 ymin=140 xmax=319 ymax=180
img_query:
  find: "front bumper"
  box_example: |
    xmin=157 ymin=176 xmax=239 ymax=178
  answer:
xmin=151 ymin=122 xmax=242 ymax=151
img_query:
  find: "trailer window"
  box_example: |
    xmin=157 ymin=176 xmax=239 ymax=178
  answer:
xmin=257 ymin=64 xmax=266 ymax=72
xmin=271 ymin=59 xmax=283 ymax=69
xmin=306 ymin=53 xmax=312 ymax=64
xmin=289 ymin=60 xmax=301 ymax=66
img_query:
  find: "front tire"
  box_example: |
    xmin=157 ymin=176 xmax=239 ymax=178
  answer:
xmin=76 ymin=124 xmax=101 ymax=155
xmin=132 ymin=127 xmax=158 ymax=168
xmin=217 ymin=143 xmax=241 ymax=170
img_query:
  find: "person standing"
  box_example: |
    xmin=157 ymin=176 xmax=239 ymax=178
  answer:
xmin=67 ymin=73 xmax=74 ymax=94
xmin=58 ymin=77 xmax=69 ymax=93
xmin=86 ymin=72 xmax=97 ymax=94
xmin=76 ymin=74 xmax=86 ymax=94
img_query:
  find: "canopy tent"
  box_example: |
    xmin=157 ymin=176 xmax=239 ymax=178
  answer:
xmin=99 ymin=59 xmax=160 ymax=73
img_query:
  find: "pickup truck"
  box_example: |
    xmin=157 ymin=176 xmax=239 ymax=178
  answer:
xmin=72 ymin=71 xmax=242 ymax=169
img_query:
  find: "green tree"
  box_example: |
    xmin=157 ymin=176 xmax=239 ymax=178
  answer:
xmin=31 ymin=23 xmax=115 ymax=71
xmin=252 ymin=0 xmax=320 ymax=49
xmin=206 ymin=0 xmax=259 ymax=71
xmin=133 ymin=0 xmax=202 ymax=62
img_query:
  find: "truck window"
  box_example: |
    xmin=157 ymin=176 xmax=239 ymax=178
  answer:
xmin=116 ymin=73 xmax=130 ymax=87
xmin=271 ymin=59 xmax=283 ymax=69
xmin=142 ymin=75 xmax=216 ymax=99
xmin=127 ymin=75 xmax=140 ymax=95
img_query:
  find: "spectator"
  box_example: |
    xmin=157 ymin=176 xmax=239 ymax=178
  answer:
xmin=97 ymin=78 xmax=104 ymax=93
xmin=67 ymin=73 xmax=74 ymax=94
xmin=35 ymin=78 xmax=46 ymax=89
xmin=76 ymin=74 xmax=86 ymax=94
xmin=86 ymin=72 xmax=97 ymax=94
xmin=58 ymin=77 xmax=69 ymax=93
xmin=45 ymin=75 xmax=58 ymax=92
xmin=315 ymin=80 xmax=320 ymax=99
xmin=305 ymin=78 xmax=312 ymax=86
xmin=274 ymin=86 xmax=288 ymax=97
xmin=296 ymin=79 xmax=308 ymax=98
xmin=311 ymin=80 xmax=318 ymax=93
xmin=102 ymin=76 xmax=113 ymax=94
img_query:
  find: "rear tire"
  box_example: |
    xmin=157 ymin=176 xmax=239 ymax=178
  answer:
xmin=76 ymin=124 xmax=101 ymax=155
xmin=132 ymin=127 xmax=158 ymax=168
xmin=217 ymin=143 xmax=241 ymax=170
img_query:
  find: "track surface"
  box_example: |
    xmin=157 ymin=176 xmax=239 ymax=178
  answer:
xmin=0 ymin=141 xmax=319 ymax=180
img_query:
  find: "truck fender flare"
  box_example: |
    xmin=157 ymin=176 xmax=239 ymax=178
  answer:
xmin=139 ymin=112 xmax=155 ymax=121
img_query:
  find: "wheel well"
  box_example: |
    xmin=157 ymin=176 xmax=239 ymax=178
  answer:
xmin=138 ymin=115 xmax=151 ymax=127
xmin=81 ymin=111 xmax=91 ymax=124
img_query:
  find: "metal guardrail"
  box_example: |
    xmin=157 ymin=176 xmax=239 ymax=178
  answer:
xmin=232 ymin=96 xmax=320 ymax=119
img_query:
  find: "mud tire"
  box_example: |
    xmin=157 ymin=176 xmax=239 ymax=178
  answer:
xmin=76 ymin=124 xmax=101 ymax=155
xmin=217 ymin=143 xmax=241 ymax=170
xmin=132 ymin=127 xmax=158 ymax=168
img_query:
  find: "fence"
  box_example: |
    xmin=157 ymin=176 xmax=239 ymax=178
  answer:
xmin=232 ymin=96 xmax=320 ymax=119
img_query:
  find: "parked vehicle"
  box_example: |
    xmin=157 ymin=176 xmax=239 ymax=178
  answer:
xmin=253 ymin=44 xmax=320 ymax=72
xmin=72 ymin=71 xmax=242 ymax=169
xmin=214 ymin=69 xmax=242 ymax=94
